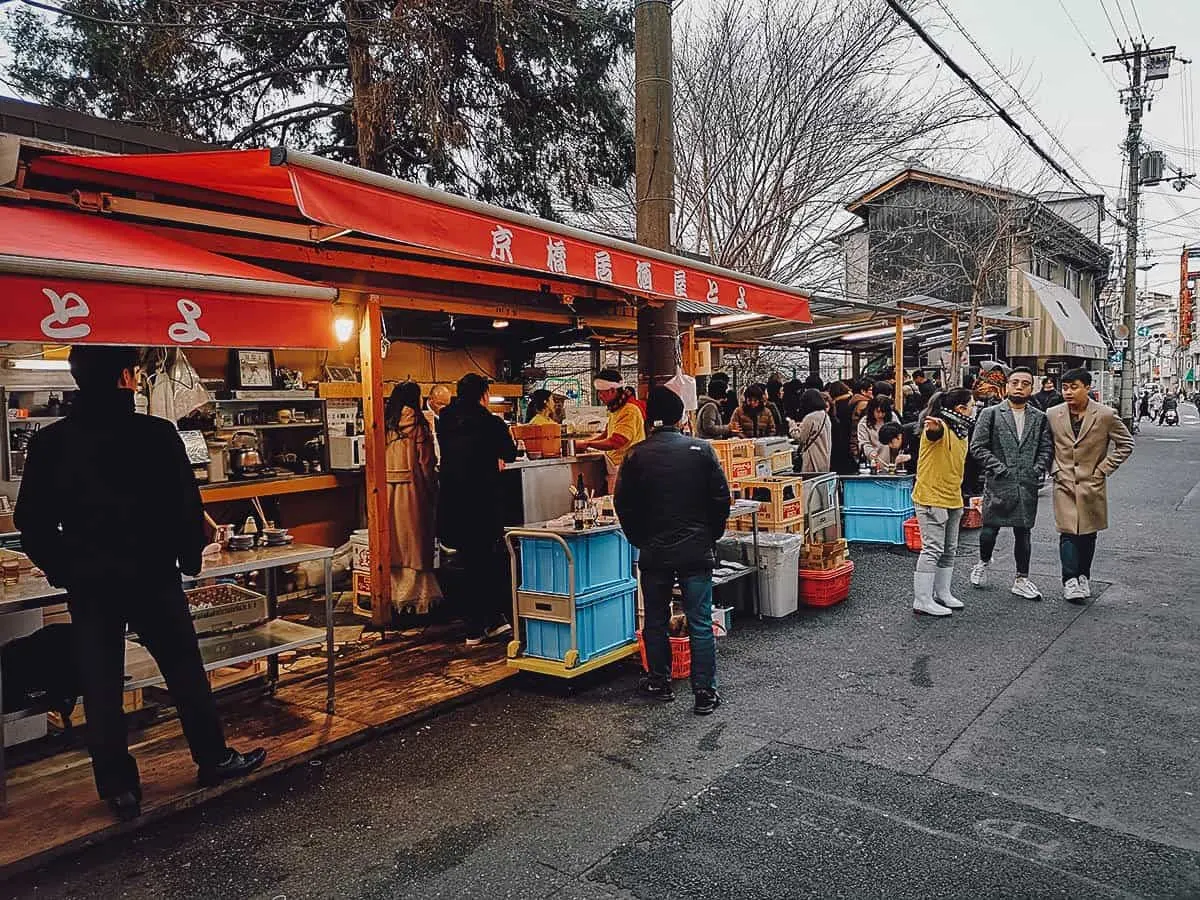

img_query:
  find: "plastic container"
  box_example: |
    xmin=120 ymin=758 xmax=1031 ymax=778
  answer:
xmin=903 ymin=516 xmax=922 ymax=552
xmin=962 ymin=497 xmax=983 ymax=530
xmin=844 ymin=508 xmax=912 ymax=544
xmin=517 ymin=529 xmax=633 ymax=596
xmin=842 ymin=476 xmax=914 ymax=513
xmin=636 ymin=631 xmax=693 ymax=679
xmin=798 ymin=560 xmax=855 ymax=607
xmin=520 ymin=578 xmax=637 ymax=663
xmin=719 ymin=531 xmax=802 ymax=617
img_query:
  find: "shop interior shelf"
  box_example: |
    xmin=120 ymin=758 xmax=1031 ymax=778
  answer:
xmin=216 ymin=422 xmax=325 ymax=430
xmin=7 ymin=417 xmax=63 ymax=425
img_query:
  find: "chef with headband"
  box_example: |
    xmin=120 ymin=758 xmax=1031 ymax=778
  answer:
xmin=575 ymin=368 xmax=646 ymax=493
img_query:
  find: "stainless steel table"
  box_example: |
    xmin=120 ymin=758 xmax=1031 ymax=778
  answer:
xmin=0 ymin=542 xmax=335 ymax=810
xmin=725 ymin=500 xmax=763 ymax=617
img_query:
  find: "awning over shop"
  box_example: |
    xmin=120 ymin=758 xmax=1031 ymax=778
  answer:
xmin=1013 ymin=272 xmax=1107 ymax=359
xmin=32 ymin=149 xmax=812 ymax=324
xmin=0 ymin=204 xmax=337 ymax=348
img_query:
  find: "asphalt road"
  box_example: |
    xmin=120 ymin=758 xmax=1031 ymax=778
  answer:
xmin=6 ymin=409 xmax=1200 ymax=900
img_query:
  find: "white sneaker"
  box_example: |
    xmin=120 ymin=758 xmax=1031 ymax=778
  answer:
xmin=1010 ymin=576 xmax=1042 ymax=601
xmin=913 ymin=571 xmax=951 ymax=617
xmin=1078 ymin=576 xmax=1092 ymax=598
xmin=933 ymin=567 xmax=964 ymax=610
xmin=970 ymin=561 xmax=990 ymax=588
xmin=1063 ymin=578 xmax=1088 ymax=603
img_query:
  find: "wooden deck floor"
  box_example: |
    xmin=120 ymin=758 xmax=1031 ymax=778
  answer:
xmin=0 ymin=634 xmax=513 ymax=878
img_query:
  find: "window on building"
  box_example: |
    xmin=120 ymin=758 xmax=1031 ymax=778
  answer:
xmin=1065 ymin=266 xmax=1081 ymax=297
xmin=1033 ymin=253 xmax=1052 ymax=280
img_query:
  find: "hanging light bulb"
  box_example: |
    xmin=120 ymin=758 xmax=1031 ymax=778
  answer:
xmin=333 ymin=317 xmax=355 ymax=343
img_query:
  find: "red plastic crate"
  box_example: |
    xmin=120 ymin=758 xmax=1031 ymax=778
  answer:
xmin=636 ymin=631 xmax=692 ymax=679
xmin=903 ymin=516 xmax=922 ymax=552
xmin=798 ymin=560 xmax=855 ymax=607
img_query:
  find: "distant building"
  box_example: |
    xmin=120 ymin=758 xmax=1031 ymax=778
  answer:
xmin=839 ymin=168 xmax=1113 ymax=378
xmin=1136 ymin=290 xmax=1180 ymax=388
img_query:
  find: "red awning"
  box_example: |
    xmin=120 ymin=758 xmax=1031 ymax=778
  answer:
xmin=33 ymin=149 xmax=812 ymax=323
xmin=0 ymin=204 xmax=337 ymax=349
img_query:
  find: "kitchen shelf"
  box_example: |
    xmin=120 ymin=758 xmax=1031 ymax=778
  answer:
xmin=201 ymin=474 xmax=347 ymax=503
xmin=7 ymin=417 xmax=63 ymax=425
xmin=210 ymin=396 xmax=321 ymax=404
xmin=215 ymin=422 xmax=324 ymax=431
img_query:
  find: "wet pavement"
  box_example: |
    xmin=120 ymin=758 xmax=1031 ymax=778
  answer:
xmin=5 ymin=412 xmax=1199 ymax=899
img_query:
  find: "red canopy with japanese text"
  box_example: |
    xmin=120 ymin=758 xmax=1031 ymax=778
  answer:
xmin=0 ymin=204 xmax=336 ymax=349
xmin=32 ymin=150 xmax=812 ymax=323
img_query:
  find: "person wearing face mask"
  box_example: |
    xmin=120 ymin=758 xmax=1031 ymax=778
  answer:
xmin=910 ymin=388 xmax=977 ymax=617
xmin=575 ymin=368 xmax=646 ymax=493
xmin=967 ymin=367 xmax=1053 ymax=600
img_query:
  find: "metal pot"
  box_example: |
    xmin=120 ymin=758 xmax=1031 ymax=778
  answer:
xmin=229 ymin=431 xmax=263 ymax=474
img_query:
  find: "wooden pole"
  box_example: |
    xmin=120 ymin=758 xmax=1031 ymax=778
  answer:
xmin=949 ymin=311 xmax=960 ymax=388
xmin=360 ymin=295 xmax=391 ymax=628
xmin=635 ymin=0 xmax=677 ymax=396
xmin=894 ymin=316 xmax=905 ymax=382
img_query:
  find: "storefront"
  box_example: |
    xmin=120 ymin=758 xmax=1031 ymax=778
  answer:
xmin=0 ymin=134 xmax=822 ymax=871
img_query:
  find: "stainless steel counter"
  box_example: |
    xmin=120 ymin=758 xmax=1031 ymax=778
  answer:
xmin=504 ymin=454 xmax=606 ymax=525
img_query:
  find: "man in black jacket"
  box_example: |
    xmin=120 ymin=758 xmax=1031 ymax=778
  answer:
xmin=15 ymin=346 xmax=265 ymax=822
xmin=615 ymin=387 xmax=730 ymax=715
xmin=436 ymin=372 xmax=518 ymax=646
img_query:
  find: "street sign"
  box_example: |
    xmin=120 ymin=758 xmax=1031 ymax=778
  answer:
xmin=1110 ymin=351 xmax=1125 ymax=364
xmin=1117 ymin=323 xmax=1130 ymax=339
xmin=1137 ymin=326 xmax=1150 ymax=337
xmin=1115 ymin=339 xmax=1129 ymax=349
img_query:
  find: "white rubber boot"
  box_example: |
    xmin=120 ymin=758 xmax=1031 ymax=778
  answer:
xmin=934 ymin=567 xmax=964 ymax=609
xmin=913 ymin=571 xmax=950 ymax=616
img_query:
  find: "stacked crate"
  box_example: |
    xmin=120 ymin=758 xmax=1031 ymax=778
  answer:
xmin=730 ymin=475 xmax=804 ymax=533
xmin=709 ymin=438 xmax=756 ymax=487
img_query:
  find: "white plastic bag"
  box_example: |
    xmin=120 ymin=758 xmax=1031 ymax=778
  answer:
xmin=148 ymin=350 xmax=210 ymax=422
xmin=665 ymin=368 xmax=698 ymax=413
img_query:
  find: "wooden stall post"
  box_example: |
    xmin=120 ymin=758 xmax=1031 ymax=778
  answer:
xmin=950 ymin=311 xmax=961 ymax=388
xmin=894 ymin=316 xmax=905 ymax=381
xmin=360 ymin=295 xmax=392 ymax=628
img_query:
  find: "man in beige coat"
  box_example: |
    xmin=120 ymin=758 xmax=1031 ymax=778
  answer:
xmin=1047 ymin=368 xmax=1135 ymax=603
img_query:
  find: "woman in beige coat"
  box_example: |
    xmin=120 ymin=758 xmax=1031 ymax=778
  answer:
xmin=385 ymin=382 xmax=442 ymax=615
xmin=1046 ymin=369 xmax=1134 ymax=603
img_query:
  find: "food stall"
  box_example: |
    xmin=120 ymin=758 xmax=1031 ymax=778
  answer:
xmin=0 ymin=123 xmax=828 ymax=867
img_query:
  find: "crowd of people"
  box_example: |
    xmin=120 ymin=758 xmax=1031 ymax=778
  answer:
xmin=696 ymin=367 xmax=942 ymax=476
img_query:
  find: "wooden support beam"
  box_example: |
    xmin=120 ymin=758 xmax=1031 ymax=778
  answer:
xmin=950 ymin=311 xmax=961 ymax=388
xmin=894 ymin=316 xmax=905 ymax=379
xmin=359 ymin=295 xmax=391 ymax=628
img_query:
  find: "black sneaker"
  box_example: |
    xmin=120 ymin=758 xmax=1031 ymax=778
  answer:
xmin=106 ymin=790 xmax=142 ymax=822
xmin=198 ymin=747 xmax=267 ymax=787
xmin=638 ymin=678 xmax=675 ymax=702
xmin=693 ymin=690 xmax=721 ymax=716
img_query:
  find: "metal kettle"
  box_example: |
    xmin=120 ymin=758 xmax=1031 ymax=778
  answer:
xmin=229 ymin=430 xmax=263 ymax=473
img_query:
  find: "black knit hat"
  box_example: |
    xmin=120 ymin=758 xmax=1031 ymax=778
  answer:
xmin=647 ymin=386 xmax=685 ymax=428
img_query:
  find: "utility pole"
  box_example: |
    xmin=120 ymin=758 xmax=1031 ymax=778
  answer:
xmin=634 ymin=0 xmax=677 ymax=396
xmin=1103 ymin=43 xmax=1175 ymax=425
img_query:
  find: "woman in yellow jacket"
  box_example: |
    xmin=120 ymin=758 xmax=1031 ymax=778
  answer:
xmin=525 ymin=389 xmax=558 ymax=426
xmin=912 ymin=388 xmax=976 ymax=617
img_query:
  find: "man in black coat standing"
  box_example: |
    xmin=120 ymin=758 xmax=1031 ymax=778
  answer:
xmin=436 ymin=372 xmax=518 ymax=646
xmin=15 ymin=346 xmax=265 ymax=822
xmin=967 ymin=366 xmax=1054 ymax=600
xmin=615 ymin=387 xmax=730 ymax=715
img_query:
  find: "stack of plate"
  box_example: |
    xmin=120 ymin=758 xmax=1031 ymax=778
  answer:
xmin=262 ymin=527 xmax=293 ymax=547
xmin=227 ymin=533 xmax=257 ymax=552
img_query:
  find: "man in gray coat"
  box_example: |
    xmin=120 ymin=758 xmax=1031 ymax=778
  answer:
xmin=968 ymin=367 xmax=1053 ymax=599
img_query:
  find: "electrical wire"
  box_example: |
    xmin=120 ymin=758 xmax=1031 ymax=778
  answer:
xmin=883 ymin=0 xmax=1094 ymax=198
xmin=1054 ymin=0 xmax=1120 ymax=89
xmin=931 ymin=0 xmax=1112 ymax=205
xmin=1098 ymin=0 xmax=1129 ymax=55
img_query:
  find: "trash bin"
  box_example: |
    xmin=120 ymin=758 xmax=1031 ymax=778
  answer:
xmin=719 ymin=531 xmax=803 ymax=618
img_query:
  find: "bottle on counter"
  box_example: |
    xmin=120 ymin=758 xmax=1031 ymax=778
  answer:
xmin=858 ymin=457 xmax=870 ymax=476
xmin=572 ymin=474 xmax=587 ymax=530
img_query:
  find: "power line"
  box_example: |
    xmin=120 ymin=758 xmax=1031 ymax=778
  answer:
xmin=1122 ymin=0 xmax=1149 ymax=44
xmin=1098 ymin=0 xmax=1129 ymax=55
xmin=931 ymin=0 xmax=1112 ymax=203
xmin=1110 ymin=0 xmax=1139 ymax=47
xmin=883 ymin=0 xmax=1093 ymax=198
xmin=1054 ymin=0 xmax=1119 ymax=89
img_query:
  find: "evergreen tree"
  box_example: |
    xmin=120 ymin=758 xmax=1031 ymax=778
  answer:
xmin=3 ymin=1 xmax=634 ymax=217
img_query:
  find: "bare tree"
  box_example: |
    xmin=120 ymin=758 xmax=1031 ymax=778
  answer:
xmin=668 ymin=0 xmax=987 ymax=290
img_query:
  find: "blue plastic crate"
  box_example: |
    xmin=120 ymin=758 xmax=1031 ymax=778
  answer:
xmin=843 ymin=508 xmax=913 ymax=544
xmin=521 ymin=578 xmax=638 ymax=663
xmin=518 ymin=529 xmax=633 ymax=596
xmin=842 ymin=477 xmax=914 ymax=513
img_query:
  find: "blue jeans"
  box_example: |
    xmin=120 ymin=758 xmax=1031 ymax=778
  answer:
xmin=641 ymin=568 xmax=716 ymax=693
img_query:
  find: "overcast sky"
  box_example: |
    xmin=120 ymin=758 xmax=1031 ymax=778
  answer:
xmin=0 ymin=0 xmax=1195 ymax=291
xmin=926 ymin=0 xmax=1197 ymax=293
